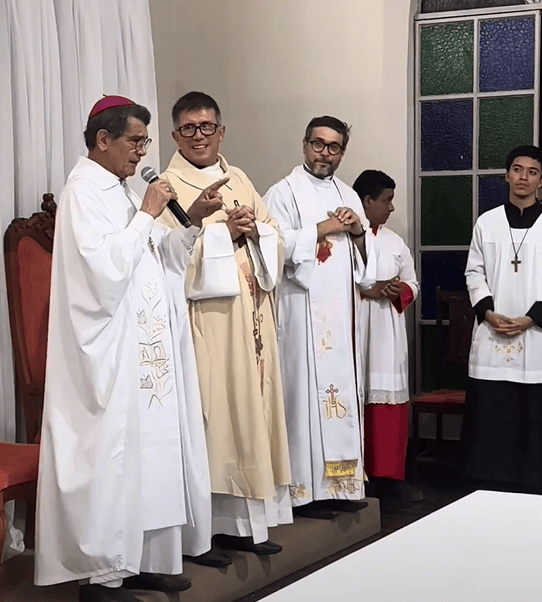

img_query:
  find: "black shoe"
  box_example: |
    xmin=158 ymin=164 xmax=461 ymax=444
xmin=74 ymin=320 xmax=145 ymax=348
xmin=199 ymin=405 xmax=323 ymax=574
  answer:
xmin=365 ymin=481 xmax=378 ymax=498
xmin=293 ymin=502 xmax=338 ymax=520
xmin=406 ymin=483 xmax=424 ymax=503
xmin=185 ymin=547 xmax=232 ymax=568
xmin=324 ymin=499 xmax=369 ymax=513
xmin=215 ymin=534 xmax=282 ymax=555
xmin=122 ymin=573 xmax=191 ymax=593
xmin=379 ymin=480 xmax=414 ymax=510
xmin=79 ymin=584 xmax=143 ymax=602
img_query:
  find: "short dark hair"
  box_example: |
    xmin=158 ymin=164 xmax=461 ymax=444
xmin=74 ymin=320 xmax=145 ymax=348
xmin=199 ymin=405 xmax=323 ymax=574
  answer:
xmin=505 ymin=145 xmax=542 ymax=172
xmin=304 ymin=116 xmax=351 ymax=148
xmin=352 ymin=169 xmax=396 ymax=204
xmin=84 ymin=104 xmax=151 ymax=150
xmin=172 ymin=91 xmax=221 ymax=126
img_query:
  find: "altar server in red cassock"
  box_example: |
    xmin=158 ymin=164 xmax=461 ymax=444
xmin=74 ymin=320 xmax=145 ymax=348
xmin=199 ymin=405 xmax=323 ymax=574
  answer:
xmin=354 ymin=170 xmax=419 ymax=503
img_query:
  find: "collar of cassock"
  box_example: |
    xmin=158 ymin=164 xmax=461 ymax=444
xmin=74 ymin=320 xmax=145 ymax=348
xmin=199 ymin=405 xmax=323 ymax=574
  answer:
xmin=79 ymin=156 xmax=125 ymax=191
xmin=166 ymin=151 xmax=232 ymax=192
xmin=505 ymin=199 xmax=542 ymax=229
xmin=302 ymin=164 xmax=334 ymax=186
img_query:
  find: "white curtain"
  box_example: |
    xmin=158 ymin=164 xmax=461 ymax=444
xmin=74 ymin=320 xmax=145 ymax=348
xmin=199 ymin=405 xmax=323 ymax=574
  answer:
xmin=0 ymin=0 xmax=159 ymax=561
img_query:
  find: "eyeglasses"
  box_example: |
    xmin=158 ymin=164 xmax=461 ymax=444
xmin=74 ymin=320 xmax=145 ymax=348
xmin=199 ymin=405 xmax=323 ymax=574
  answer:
xmin=130 ymin=137 xmax=152 ymax=152
xmin=177 ymin=122 xmax=220 ymax=138
xmin=307 ymin=139 xmax=344 ymax=156
xmin=100 ymin=129 xmax=152 ymax=152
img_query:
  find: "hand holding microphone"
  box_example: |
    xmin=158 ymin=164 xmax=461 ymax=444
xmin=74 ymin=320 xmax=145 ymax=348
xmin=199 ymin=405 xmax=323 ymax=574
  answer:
xmin=141 ymin=167 xmax=192 ymax=226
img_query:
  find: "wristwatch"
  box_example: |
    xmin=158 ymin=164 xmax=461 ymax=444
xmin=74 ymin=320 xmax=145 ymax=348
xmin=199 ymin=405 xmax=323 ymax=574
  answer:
xmin=350 ymin=227 xmax=366 ymax=238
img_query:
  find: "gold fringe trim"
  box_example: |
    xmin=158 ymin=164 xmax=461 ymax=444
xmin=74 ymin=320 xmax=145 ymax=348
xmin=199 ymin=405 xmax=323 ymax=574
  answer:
xmin=325 ymin=459 xmax=358 ymax=478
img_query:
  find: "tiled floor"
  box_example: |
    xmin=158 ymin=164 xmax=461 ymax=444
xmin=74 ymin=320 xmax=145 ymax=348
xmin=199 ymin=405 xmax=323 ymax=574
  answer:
xmin=2 ymin=442 xmax=514 ymax=602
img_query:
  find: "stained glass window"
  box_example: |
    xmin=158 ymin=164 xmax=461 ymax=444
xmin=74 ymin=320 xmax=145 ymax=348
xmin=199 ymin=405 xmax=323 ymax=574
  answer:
xmin=478 ymin=96 xmax=534 ymax=169
xmin=421 ymin=100 xmax=473 ymax=171
xmin=420 ymin=22 xmax=474 ymax=95
xmin=479 ymin=17 xmax=535 ymax=92
xmin=415 ymin=9 xmax=538 ymax=392
xmin=478 ymin=175 xmax=508 ymax=215
xmin=421 ymin=176 xmax=472 ymax=245
xmin=420 ymin=252 xmax=469 ymax=320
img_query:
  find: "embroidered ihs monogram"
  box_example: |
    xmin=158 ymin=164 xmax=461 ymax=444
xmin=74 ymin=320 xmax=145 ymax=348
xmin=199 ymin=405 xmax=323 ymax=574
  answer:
xmin=323 ymin=384 xmax=347 ymax=419
xmin=328 ymin=477 xmax=363 ymax=495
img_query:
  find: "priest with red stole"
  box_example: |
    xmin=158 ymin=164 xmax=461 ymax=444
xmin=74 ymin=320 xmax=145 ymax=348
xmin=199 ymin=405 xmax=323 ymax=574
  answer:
xmin=264 ymin=117 xmax=375 ymax=520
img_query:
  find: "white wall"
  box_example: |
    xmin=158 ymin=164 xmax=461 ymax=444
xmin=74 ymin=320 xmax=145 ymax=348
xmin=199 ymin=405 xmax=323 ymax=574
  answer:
xmin=149 ymin=0 xmax=416 ymax=243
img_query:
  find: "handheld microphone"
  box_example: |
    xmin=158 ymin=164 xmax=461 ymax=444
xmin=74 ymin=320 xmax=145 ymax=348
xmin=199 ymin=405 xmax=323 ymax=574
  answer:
xmin=141 ymin=167 xmax=192 ymax=228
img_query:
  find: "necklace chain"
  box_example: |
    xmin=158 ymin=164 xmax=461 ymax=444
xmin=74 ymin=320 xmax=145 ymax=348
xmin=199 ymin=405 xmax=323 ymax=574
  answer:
xmin=509 ymin=224 xmax=531 ymax=272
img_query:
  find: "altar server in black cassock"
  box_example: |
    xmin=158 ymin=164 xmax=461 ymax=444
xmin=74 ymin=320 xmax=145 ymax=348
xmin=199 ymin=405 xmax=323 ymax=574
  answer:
xmin=462 ymin=145 xmax=542 ymax=491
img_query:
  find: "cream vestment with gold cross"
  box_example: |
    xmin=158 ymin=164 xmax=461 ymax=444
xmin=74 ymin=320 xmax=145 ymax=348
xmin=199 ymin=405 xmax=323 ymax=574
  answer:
xmin=161 ymin=152 xmax=292 ymax=542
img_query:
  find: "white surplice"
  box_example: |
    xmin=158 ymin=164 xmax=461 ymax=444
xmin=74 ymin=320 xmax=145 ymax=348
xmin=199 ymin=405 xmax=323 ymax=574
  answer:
xmin=359 ymin=227 xmax=419 ymax=403
xmin=263 ymin=165 xmax=376 ymax=505
xmin=35 ymin=157 xmax=211 ymax=586
xmin=466 ymin=205 xmax=542 ymax=383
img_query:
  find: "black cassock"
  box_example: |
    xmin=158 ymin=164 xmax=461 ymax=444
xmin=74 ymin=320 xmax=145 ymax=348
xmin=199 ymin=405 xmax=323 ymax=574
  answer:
xmin=461 ymin=201 xmax=542 ymax=491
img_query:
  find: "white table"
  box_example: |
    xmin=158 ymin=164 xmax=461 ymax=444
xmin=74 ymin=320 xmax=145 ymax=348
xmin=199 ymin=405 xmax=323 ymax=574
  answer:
xmin=262 ymin=490 xmax=542 ymax=602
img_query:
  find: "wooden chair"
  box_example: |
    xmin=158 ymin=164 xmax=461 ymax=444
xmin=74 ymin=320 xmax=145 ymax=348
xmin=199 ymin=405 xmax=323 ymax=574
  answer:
xmin=411 ymin=287 xmax=475 ymax=470
xmin=1 ymin=194 xmax=56 ymax=556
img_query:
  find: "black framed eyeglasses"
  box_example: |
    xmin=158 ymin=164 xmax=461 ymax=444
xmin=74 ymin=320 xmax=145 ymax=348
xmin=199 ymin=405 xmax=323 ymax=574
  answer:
xmin=308 ymin=139 xmax=344 ymax=156
xmin=177 ymin=122 xmax=220 ymax=138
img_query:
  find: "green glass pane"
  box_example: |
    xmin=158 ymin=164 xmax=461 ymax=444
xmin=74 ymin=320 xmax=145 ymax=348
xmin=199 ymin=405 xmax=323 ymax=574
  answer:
xmin=479 ymin=96 xmax=534 ymax=169
xmin=421 ymin=176 xmax=472 ymax=246
xmin=420 ymin=22 xmax=474 ymax=95
xmin=421 ymin=325 xmax=469 ymax=392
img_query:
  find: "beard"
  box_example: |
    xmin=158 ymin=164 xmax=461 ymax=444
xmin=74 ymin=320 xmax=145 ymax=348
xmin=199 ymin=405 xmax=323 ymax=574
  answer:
xmin=307 ymin=159 xmax=337 ymax=179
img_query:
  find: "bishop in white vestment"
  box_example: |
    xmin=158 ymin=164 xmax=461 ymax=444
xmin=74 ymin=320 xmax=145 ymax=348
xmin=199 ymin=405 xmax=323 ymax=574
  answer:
xmin=263 ymin=117 xmax=376 ymax=519
xmin=462 ymin=145 xmax=542 ymax=491
xmin=35 ymin=97 xmax=221 ymax=601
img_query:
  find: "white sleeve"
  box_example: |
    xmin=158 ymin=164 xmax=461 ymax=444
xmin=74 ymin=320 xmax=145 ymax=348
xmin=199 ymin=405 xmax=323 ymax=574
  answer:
xmin=465 ymin=220 xmax=492 ymax=306
xmin=185 ymin=222 xmax=241 ymax=300
xmin=67 ymin=185 xmax=154 ymax=318
xmin=398 ymin=240 xmax=419 ymax=300
xmin=354 ymin=231 xmax=377 ymax=290
xmin=154 ymin=221 xmax=200 ymax=274
xmin=263 ymin=183 xmax=317 ymax=290
xmin=247 ymin=222 xmax=280 ymax=292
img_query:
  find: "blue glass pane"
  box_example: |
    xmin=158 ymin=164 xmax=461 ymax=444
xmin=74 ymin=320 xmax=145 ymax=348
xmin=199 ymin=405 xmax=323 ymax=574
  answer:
xmin=478 ymin=175 xmax=508 ymax=215
xmin=421 ymin=100 xmax=473 ymax=171
xmin=479 ymin=17 xmax=535 ymax=92
xmin=421 ymin=251 xmax=468 ymax=320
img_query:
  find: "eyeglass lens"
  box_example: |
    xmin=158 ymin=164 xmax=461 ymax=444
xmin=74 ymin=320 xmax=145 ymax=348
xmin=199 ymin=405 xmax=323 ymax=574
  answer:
xmin=310 ymin=140 xmax=343 ymax=155
xmin=136 ymin=138 xmax=152 ymax=151
xmin=179 ymin=123 xmax=218 ymax=138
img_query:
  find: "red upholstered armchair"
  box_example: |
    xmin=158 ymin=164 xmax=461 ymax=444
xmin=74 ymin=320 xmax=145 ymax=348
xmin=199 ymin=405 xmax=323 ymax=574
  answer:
xmin=411 ymin=287 xmax=474 ymax=471
xmin=1 ymin=194 xmax=56 ymax=557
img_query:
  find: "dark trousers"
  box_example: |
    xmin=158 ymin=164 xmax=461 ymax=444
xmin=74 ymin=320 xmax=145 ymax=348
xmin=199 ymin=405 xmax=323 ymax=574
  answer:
xmin=461 ymin=378 xmax=542 ymax=490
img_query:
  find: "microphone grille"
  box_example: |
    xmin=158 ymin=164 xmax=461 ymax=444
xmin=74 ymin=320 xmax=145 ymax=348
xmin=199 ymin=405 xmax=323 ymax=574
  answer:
xmin=141 ymin=166 xmax=157 ymax=183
